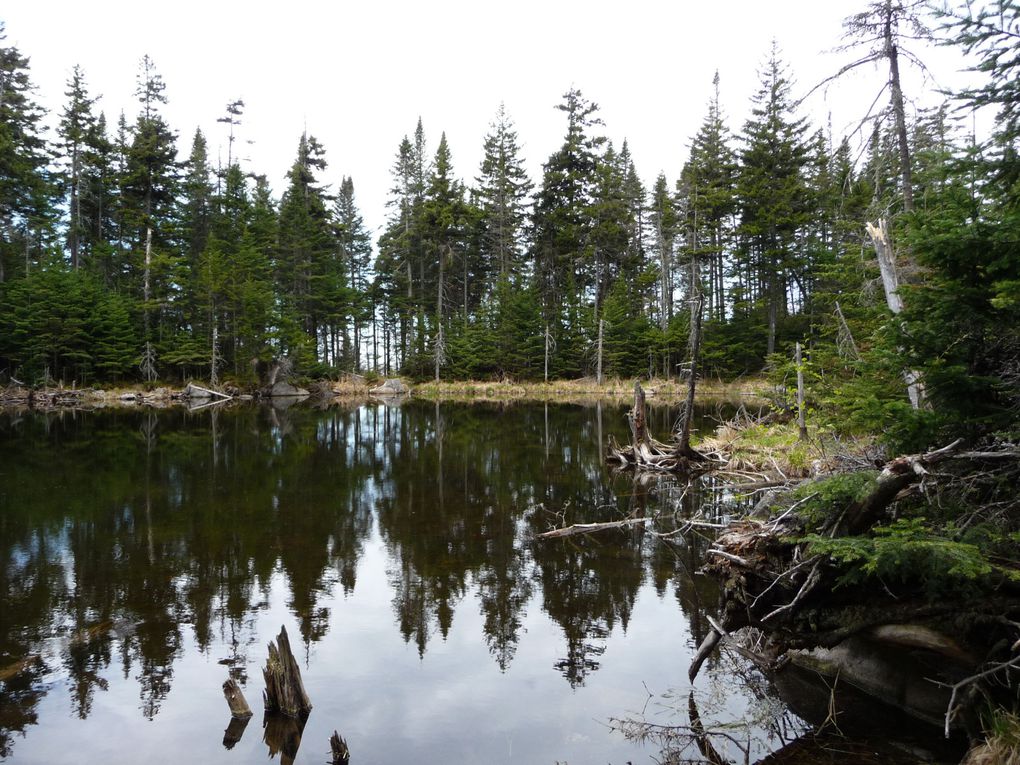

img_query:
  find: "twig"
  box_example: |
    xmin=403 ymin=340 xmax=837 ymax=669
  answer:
xmin=944 ymin=655 xmax=1020 ymax=738
xmin=761 ymin=559 xmax=824 ymax=623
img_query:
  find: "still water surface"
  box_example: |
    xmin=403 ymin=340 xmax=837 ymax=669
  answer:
xmin=0 ymin=400 xmax=790 ymax=764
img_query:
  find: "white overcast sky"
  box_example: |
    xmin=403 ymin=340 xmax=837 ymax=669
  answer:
xmin=4 ymin=1 xmax=980 ymax=240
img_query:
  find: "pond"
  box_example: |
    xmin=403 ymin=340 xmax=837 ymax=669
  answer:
xmin=0 ymin=400 xmax=948 ymax=764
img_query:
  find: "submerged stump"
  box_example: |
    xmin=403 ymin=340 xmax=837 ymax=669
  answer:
xmin=330 ymin=730 xmax=351 ymax=765
xmin=262 ymin=625 xmax=312 ymax=717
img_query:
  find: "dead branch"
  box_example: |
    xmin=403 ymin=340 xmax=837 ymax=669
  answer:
xmin=944 ymin=655 xmax=1020 ymax=739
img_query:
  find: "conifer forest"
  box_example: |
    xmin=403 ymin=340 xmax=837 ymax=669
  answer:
xmin=0 ymin=4 xmax=1015 ymax=446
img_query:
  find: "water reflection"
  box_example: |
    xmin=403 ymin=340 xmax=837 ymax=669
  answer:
xmin=0 ymin=401 xmax=734 ymax=762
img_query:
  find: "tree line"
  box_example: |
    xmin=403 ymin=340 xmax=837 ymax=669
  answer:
xmin=1 ymin=2 xmax=1018 ymax=441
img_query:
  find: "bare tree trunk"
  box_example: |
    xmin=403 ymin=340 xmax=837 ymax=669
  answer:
xmin=884 ymin=0 xmax=914 ymax=214
xmin=678 ymin=293 xmax=704 ymax=455
xmin=211 ymin=318 xmax=219 ymax=385
xmin=596 ymin=318 xmax=604 ymax=386
xmin=796 ymin=342 xmax=808 ymax=441
xmin=629 ymin=382 xmax=649 ymax=448
xmin=677 ymin=246 xmax=704 ymax=454
xmin=867 ymin=218 xmax=925 ymax=409
xmin=544 ymin=324 xmax=551 ymax=383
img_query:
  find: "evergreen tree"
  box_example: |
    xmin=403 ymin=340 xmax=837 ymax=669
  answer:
xmin=276 ymin=132 xmax=334 ymax=366
xmin=335 ymin=177 xmax=373 ymax=370
xmin=532 ymin=88 xmax=605 ymax=322
xmin=79 ymin=112 xmax=118 ymax=284
xmin=122 ymin=55 xmax=179 ymax=377
xmin=57 ymin=65 xmax=100 ymax=271
xmin=475 ymin=103 xmax=533 ymax=284
xmin=0 ymin=24 xmax=52 ymax=283
xmin=735 ymin=44 xmax=811 ymax=358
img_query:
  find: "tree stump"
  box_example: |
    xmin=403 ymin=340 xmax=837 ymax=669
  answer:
xmin=330 ymin=730 xmax=351 ymax=765
xmin=262 ymin=625 xmax=312 ymax=717
xmin=223 ymin=677 xmax=253 ymax=719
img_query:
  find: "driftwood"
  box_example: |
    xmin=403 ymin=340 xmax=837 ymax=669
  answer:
xmin=262 ymin=625 xmax=312 ymax=717
xmin=223 ymin=677 xmax=253 ymax=719
xmin=330 ymin=730 xmax=351 ymax=765
xmin=536 ymin=516 xmax=724 ymax=540
xmin=607 ymin=383 xmax=720 ymax=472
xmin=184 ymin=382 xmax=232 ymax=401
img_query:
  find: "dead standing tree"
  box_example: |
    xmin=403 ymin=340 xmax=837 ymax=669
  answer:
xmin=607 ymin=382 xmax=719 ymax=472
xmin=807 ymin=0 xmax=933 ymax=409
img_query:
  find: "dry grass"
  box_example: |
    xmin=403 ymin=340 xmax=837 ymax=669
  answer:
xmin=964 ymin=712 xmax=1020 ymax=765
xmin=697 ymin=418 xmax=878 ymax=482
xmin=412 ymin=376 xmax=767 ymax=404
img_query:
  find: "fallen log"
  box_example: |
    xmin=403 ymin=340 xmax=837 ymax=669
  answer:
xmin=695 ymin=439 xmax=1020 ymax=733
xmin=184 ymin=382 xmax=232 ymax=401
xmin=537 ymin=516 xmax=725 ymax=540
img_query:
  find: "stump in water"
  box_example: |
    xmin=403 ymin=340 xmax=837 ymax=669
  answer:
xmin=606 ymin=382 xmax=717 ymax=472
xmin=330 ymin=730 xmax=351 ymax=765
xmin=223 ymin=677 xmax=253 ymax=719
xmin=262 ymin=625 xmax=312 ymax=717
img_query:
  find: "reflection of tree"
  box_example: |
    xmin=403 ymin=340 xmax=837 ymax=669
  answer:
xmin=0 ymin=398 xmax=741 ymax=752
xmin=0 ymin=405 xmax=376 ymax=737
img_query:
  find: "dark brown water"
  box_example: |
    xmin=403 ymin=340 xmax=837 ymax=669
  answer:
xmin=0 ymin=400 xmax=943 ymax=764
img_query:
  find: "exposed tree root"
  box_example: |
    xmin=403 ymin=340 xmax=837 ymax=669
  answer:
xmin=606 ymin=382 xmax=725 ymax=473
xmin=691 ymin=440 xmax=1020 ymax=735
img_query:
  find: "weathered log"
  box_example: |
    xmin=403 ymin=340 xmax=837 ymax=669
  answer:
xmin=262 ymin=625 xmax=312 ymax=717
xmin=330 ymin=730 xmax=351 ymax=765
xmin=688 ymin=629 xmax=721 ymax=683
xmin=223 ymin=677 xmax=253 ymax=719
xmin=184 ymin=382 xmax=232 ymax=401
xmin=830 ymin=438 xmax=963 ymax=536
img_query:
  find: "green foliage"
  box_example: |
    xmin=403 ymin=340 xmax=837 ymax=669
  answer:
xmin=804 ymin=518 xmax=1003 ymax=598
xmin=0 ymin=266 xmax=138 ymax=383
xmin=787 ymin=471 xmax=879 ymax=527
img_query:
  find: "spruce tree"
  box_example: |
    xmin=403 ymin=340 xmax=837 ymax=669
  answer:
xmin=532 ymin=88 xmax=604 ymax=324
xmin=0 ymin=24 xmax=52 ymax=283
xmin=276 ymin=132 xmax=334 ymax=366
xmin=736 ymin=44 xmax=811 ymax=358
xmin=57 ymin=65 xmax=100 ymax=271
xmin=334 ymin=177 xmax=373 ymax=370
xmin=475 ymin=103 xmax=533 ymax=284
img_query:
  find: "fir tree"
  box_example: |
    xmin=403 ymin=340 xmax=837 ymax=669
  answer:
xmin=0 ymin=24 xmax=52 ymax=282
xmin=475 ymin=103 xmax=533 ymax=284
xmin=736 ymin=44 xmax=811 ymax=358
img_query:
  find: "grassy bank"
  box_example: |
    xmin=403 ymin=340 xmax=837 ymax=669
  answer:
xmin=406 ymin=376 xmax=768 ymax=403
